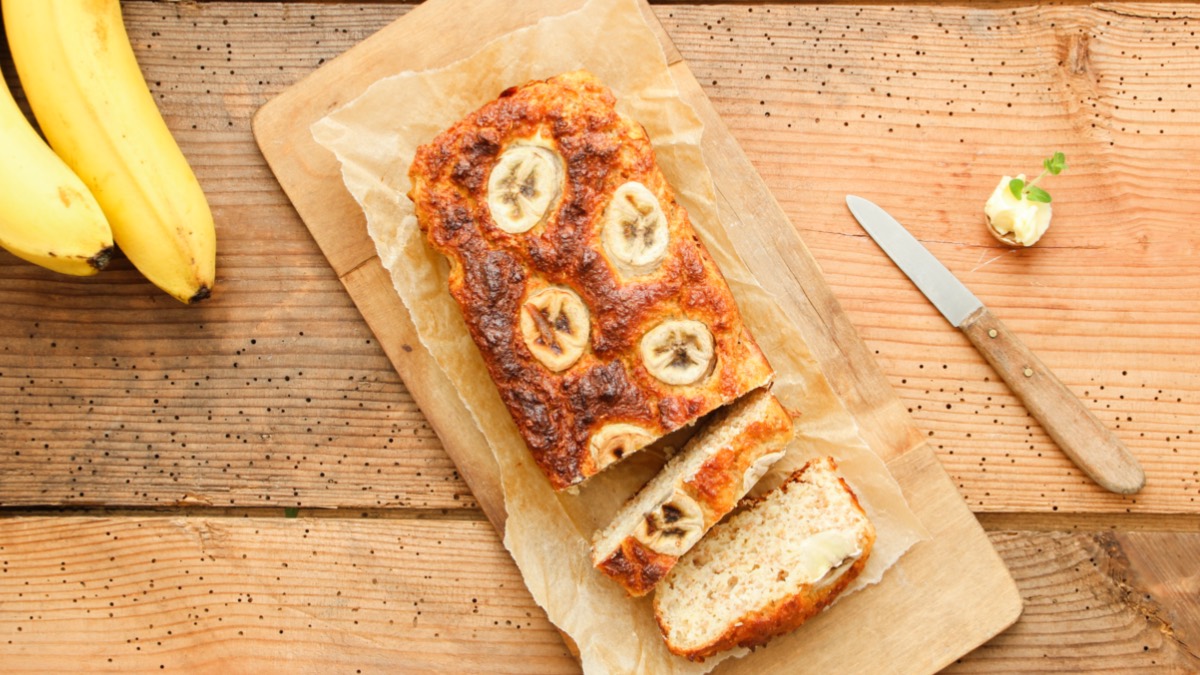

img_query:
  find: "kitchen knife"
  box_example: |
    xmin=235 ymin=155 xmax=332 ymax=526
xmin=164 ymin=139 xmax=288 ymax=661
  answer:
xmin=846 ymin=195 xmax=1145 ymax=495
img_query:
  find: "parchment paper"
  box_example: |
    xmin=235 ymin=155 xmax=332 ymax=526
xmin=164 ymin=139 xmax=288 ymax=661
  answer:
xmin=312 ymin=1 xmax=928 ymax=672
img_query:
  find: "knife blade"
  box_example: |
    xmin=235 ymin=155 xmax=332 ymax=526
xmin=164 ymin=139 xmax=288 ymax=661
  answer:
xmin=846 ymin=195 xmax=1145 ymax=495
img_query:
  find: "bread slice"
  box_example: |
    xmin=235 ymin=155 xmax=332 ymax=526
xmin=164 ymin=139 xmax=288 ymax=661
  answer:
xmin=591 ymin=388 xmax=793 ymax=596
xmin=653 ymin=456 xmax=874 ymax=661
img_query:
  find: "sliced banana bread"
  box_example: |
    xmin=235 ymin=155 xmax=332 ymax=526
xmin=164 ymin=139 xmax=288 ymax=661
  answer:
xmin=591 ymin=388 xmax=793 ymax=596
xmin=653 ymin=456 xmax=874 ymax=661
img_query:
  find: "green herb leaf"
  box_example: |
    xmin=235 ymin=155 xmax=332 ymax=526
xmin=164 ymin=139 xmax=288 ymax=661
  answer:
xmin=1026 ymin=185 xmax=1052 ymax=203
xmin=284 ymin=507 xmax=299 ymax=518
xmin=1008 ymin=178 xmax=1026 ymax=200
xmin=1043 ymin=152 xmax=1067 ymax=175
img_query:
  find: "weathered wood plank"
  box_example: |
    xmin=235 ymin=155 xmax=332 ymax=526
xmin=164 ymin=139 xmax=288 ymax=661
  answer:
xmin=658 ymin=2 xmax=1200 ymax=512
xmin=0 ymin=2 xmax=1196 ymax=513
xmin=948 ymin=530 xmax=1200 ymax=673
xmin=0 ymin=516 xmax=1195 ymax=672
xmin=0 ymin=516 xmax=576 ymax=673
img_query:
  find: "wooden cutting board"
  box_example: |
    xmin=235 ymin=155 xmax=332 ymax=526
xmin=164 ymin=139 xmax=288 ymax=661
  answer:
xmin=251 ymin=0 xmax=1022 ymax=671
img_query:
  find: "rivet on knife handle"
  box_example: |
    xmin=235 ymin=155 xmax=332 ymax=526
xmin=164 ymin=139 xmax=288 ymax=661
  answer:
xmin=959 ymin=306 xmax=1145 ymax=494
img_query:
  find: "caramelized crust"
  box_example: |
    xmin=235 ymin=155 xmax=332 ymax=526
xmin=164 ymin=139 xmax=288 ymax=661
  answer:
xmin=408 ymin=71 xmax=772 ymax=489
xmin=596 ymin=538 xmax=678 ymax=597
xmin=678 ymin=545 xmax=872 ymax=662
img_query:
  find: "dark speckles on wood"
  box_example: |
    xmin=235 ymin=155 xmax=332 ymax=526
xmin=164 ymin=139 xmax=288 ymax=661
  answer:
xmin=0 ymin=301 xmax=466 ymax=509
xmin=0 ymin=517 xmax=573 ymax=670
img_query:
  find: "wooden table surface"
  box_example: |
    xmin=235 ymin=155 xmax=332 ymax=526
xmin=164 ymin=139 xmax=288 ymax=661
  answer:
xmin=1 ymin=2 xmax=1197 ymax=672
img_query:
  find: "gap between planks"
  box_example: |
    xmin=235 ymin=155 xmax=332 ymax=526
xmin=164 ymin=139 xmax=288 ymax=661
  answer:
xmin=176 ymin=0 xmax=1158 ymax=6
xmin=977 ymin=511 xmax=1200 ymax=533
xmin=0 ymin=506 xmax=486 ymax=522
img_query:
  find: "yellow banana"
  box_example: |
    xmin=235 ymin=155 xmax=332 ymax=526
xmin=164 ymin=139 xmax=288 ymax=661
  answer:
xmin=0 ymin=72 xmax=113 ymax=276
xmin=4 ymin=0 xmax=216 ymax=303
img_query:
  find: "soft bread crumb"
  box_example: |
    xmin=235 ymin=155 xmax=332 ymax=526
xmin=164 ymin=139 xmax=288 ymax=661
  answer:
xmin=654 ymin=457 xmax=874 ymax=659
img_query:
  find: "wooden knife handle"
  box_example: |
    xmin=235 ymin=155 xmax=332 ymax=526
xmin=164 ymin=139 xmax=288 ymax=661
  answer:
xmin=959 ymin=306 xmax=1145 ymax=494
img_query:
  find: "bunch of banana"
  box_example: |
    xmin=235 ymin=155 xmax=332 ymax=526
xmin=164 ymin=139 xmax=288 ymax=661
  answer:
xmin=3 ymin=0 xmax=216 ymax=303
xmin=0 ymin=71 xmax=113 ymax=276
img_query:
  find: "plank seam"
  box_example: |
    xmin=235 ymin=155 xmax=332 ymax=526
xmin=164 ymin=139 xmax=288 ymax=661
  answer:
xmin=978 ymin=511 xmax=1200 ymax=533
xmin=0 ymin=506 xmax=489 ymax=522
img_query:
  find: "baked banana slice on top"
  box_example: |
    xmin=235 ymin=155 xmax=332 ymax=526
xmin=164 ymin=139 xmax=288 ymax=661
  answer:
xmin=408 ymin=71 xmax=773 ymax=489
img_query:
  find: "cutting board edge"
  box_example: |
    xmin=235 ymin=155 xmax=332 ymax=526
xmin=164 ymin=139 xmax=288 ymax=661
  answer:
xmin=897 ymin=442 xmax=1024 ymax=673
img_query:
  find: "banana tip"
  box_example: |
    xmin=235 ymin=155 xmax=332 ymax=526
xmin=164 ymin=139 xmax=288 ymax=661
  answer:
xmin=188 ymin=286 xmax=212 ymax=304
xmin=89 ymin=247 xmax=115 ymax=271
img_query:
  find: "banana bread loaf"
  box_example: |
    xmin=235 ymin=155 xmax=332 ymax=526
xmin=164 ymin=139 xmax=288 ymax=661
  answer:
xmin=407 ymin=71 xmax=773 ymax=489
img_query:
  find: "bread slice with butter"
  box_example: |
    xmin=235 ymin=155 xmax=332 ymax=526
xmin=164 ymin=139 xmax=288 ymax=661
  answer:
xmin=591 ymin=388 xmax=793 ymax=596
xmin=653 ymin=456 xmax=874 ymax=661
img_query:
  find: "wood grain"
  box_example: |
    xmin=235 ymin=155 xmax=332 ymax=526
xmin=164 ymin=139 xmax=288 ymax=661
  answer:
xmin=0 ymin=2 xmax=1194 ymax=514
xmin=0 ymin=516 xmax=576 ymax=673
xmin=0 ymin=3 xmax=467 ymax=511
xmin=0 ymin=516 xmax=1194 ymax=673
xmin=947 ymin=530 xmax=1200 ymax=673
